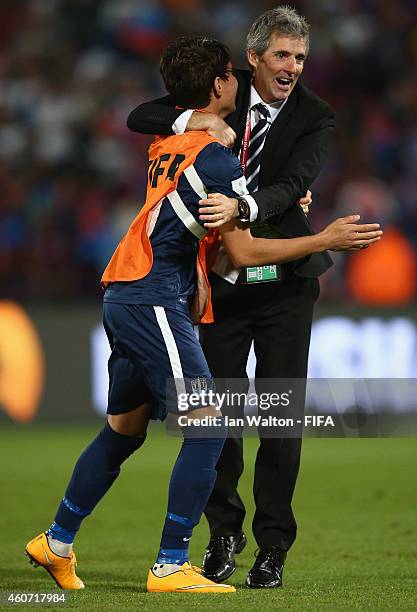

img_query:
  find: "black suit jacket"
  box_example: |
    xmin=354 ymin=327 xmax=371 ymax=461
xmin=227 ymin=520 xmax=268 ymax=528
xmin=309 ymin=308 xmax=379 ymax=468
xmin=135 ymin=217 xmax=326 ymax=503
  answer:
xmin=127 ymin=69 xmax=335 ymax=277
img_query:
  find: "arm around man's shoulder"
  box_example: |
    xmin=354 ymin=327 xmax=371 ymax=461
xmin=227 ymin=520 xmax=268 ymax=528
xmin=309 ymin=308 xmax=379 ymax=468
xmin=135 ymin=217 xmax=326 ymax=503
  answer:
xmin=126 ymin=94 xmax=182 ymax=135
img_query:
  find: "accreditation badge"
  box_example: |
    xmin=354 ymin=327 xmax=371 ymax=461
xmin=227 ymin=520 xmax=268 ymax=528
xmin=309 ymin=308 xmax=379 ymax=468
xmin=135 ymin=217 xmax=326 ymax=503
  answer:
xmin=243 ymin=265 xmax=282 ymax=284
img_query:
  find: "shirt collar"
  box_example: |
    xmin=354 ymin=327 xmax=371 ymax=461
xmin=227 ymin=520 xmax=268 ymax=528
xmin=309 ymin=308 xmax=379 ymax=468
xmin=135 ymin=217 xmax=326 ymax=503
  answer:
xmin=249 ymin=84 xmax=287 ymax=121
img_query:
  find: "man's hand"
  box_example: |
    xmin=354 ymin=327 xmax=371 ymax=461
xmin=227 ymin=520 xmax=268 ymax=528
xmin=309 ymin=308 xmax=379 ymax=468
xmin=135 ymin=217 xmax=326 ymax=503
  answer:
xmin=299 ymin=190 xmax=312 ymax=215
xmin=199 ymin=193 xmax=239 ymax=228
xmin=186 ymin=112 xmax=236 ymax=148
xmin=319 ymin=215 xmax=383 ymax=251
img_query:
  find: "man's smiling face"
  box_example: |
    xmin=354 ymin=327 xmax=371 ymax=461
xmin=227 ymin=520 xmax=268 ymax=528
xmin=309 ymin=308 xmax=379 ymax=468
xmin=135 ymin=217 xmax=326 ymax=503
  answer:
xmin=248 ymin=33 xmax=306 ymax=104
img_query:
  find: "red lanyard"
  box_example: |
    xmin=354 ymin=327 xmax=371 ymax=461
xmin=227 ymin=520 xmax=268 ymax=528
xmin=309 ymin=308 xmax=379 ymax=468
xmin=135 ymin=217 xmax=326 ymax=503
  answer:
xmin=239 ymin=110 xmax=251 ymax=174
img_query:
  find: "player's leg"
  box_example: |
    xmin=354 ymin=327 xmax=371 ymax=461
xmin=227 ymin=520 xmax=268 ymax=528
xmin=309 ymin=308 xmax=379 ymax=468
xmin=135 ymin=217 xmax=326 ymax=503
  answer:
xmin=47 ymin=403 xmax=150 ymax=550
xmin=25 ymin=405 xmax=149 ymax=589
xmin=108 ymin=404 xmax=151 ymax=437
xmin=148 ymin=405 xmax=235 ymax=593
xmin=123 ymin=304 xmax=234 ymax=592
xmin=26 ymin=305 xmax=151 ymax=589
xmin=155 ymin=405 xmax=226 ymax=564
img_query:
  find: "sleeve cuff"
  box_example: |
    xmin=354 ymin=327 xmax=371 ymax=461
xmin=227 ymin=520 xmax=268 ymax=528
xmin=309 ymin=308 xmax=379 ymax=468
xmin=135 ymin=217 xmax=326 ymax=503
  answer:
xmin=172 ymin=109 xmax=194 ymax=135
xmin=244 ymin=194 xmax=259 ymax=222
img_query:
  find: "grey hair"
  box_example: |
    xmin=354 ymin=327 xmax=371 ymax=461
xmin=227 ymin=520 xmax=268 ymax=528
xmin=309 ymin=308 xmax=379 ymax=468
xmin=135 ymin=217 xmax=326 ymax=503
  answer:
xmin=246 ymin=5 xmax=310 ymax=56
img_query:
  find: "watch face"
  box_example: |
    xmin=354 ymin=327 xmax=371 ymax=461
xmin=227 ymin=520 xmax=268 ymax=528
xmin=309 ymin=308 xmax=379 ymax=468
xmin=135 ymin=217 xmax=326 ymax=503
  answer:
xmin=239 ymin=199 xmax=249 ymax=220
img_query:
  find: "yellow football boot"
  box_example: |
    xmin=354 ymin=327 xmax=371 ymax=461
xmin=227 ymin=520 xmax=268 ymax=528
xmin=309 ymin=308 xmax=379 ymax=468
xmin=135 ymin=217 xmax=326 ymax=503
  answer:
xmin=147 ymin=561 xmax=235 ymax=593
xmin=25 ymin=533 xmax=84 ymax=590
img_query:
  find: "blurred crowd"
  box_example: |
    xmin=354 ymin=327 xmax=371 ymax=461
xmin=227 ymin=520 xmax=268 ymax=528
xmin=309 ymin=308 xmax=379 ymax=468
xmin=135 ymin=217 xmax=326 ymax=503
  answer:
xmin=1 ymin=0 xmax=416 ymax=303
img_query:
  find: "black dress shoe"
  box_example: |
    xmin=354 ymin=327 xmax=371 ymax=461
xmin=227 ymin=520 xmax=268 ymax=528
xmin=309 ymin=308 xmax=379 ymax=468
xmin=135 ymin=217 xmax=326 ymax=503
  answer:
xmin=246 ymin=546 xmax=287 ymax=588
xmin=203 ymin=532 xmax=247 ymax=583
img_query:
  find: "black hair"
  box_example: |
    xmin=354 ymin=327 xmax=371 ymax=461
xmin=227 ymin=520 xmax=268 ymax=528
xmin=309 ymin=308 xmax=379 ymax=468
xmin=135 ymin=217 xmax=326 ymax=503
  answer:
xmin=160 ymin=35 xmax=231 ymax=108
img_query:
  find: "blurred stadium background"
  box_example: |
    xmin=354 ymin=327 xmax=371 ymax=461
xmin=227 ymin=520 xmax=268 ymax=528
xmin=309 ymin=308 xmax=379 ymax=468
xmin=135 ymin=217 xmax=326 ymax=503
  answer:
xmin=0 ymin=0 xmax=417 ymax=422
xmin=0 ymin=2 xmax=416 ymax=607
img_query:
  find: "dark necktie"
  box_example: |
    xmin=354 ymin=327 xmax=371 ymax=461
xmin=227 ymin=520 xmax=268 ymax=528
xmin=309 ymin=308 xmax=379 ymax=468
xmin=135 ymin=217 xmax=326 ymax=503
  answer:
xmin=245 ymin=103 xmax=271 ymax=192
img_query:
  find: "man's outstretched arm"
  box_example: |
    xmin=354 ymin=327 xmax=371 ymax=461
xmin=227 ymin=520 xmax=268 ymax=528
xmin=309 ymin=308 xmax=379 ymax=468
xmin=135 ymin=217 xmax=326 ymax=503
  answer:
xmin=219 ymin=216 xmax=382 ymax=268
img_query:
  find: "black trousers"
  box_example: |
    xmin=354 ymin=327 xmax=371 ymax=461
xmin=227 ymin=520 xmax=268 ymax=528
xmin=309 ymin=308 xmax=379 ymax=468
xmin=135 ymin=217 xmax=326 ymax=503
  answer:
xmin=200 ymin=271 xmax=319 ymax=550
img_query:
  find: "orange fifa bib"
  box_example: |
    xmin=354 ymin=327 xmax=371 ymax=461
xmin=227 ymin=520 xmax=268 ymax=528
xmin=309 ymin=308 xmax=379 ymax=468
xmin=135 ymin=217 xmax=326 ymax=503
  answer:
xmin=101 ymin=131 xmax=221 ymax=323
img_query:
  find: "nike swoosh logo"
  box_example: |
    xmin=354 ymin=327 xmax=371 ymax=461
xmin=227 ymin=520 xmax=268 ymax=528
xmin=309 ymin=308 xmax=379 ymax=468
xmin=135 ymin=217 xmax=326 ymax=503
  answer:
xmin=178 ymin=584 xmax=231 ymax=590
xmin=182 ymin=537 xmax=191 ymax=542
xmin=41 ymin=544 xmax=53 ymax=565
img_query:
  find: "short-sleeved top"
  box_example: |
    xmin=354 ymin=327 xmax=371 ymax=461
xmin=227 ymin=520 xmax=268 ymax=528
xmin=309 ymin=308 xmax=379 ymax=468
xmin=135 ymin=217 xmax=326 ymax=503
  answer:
xmin=104 ymin=142 xmax=247 ymax=308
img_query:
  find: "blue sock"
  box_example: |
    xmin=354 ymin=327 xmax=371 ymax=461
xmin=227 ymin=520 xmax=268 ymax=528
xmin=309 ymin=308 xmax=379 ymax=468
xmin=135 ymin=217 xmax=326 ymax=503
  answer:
xmin=157 ymin=512 xmax=193 ymax=565
xmin=48 ymin=423 xmax=145 ymax=544
xmin=157 ymin=427 xmax=226 ymax=565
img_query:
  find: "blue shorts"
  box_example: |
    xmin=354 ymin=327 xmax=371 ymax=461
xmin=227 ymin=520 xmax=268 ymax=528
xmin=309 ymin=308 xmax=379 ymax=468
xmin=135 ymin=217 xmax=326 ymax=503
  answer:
xmin=103 ymin=302 xmax=214 ymax=421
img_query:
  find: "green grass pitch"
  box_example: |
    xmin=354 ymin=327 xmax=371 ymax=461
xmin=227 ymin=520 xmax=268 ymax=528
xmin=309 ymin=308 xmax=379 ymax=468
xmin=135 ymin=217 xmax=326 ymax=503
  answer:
xmin=0 ymin=424 xmax=416 ymax=611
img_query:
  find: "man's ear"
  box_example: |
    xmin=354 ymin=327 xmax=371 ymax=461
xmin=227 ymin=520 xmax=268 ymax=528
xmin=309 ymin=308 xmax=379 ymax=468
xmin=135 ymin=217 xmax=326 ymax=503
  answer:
xmin=213 ymin=76 xmax=222 ymax=99
xmin=247 ymin=48 xmax=259 ymax=70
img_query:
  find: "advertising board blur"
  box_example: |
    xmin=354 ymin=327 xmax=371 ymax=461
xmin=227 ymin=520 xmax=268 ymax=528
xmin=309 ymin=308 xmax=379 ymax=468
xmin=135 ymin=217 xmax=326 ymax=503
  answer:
xmin=1 ymin=302 xmax=417 ymax=422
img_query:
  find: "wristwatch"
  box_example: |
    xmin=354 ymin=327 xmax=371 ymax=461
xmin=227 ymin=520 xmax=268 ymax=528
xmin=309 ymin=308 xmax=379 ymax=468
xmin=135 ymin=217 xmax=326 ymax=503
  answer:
xmin=237 ymin=196 xmax=250 ymax=222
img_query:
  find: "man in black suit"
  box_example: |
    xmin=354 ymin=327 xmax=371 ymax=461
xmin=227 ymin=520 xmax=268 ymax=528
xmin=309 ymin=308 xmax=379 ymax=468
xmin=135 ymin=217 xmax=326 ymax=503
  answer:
xmin=127 ymin=6 xmax=334 ymax=589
